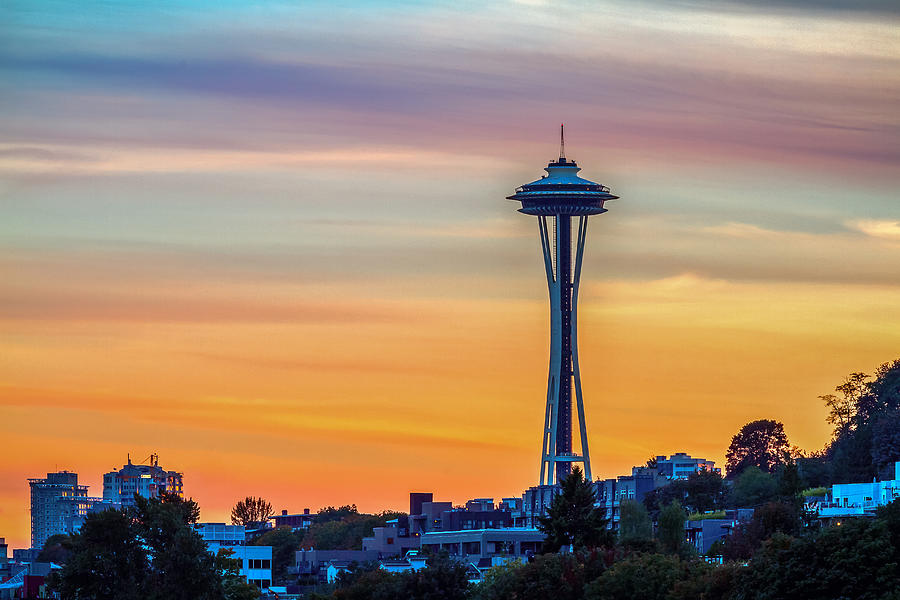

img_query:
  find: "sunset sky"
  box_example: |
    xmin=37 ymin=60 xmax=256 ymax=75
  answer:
xmin=2 ymin=1 xmax=899 ymax=549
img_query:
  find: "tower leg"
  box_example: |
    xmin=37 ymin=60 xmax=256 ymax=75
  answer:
xmin=572 ymin=216 xmax=592 ymax=481
xmin=538 ymin=216 xmax=559 ymax=487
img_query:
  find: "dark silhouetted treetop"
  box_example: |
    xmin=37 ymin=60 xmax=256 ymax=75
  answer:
xmin=230 ymin=495 xmax=273 ymax=528
xmin=315 ymin=504 xmax=360 ymax=524
xmin=725 ymin=419 xmax=790 ymax=477
xmin=858 ymin=358 xmax=900 ymax=425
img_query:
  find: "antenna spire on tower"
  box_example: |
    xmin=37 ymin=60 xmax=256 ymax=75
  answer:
xmin=559 ymin=123 xmax=566 ymax=160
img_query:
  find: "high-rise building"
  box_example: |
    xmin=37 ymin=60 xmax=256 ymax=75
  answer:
xmin=508 ymin=126 xmax=620 ymax=485
xmin=102 ymin=454 xmax=183 ymax=506
xmin=28 ymin=471 xmax=91 ymax=549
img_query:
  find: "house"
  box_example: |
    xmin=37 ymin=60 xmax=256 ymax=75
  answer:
xmin=819 ymin=461 xmax=900 ymax=519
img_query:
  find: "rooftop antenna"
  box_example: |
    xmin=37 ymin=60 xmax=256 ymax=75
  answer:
xmin=559 ymin=123 xmax=566 ymax=161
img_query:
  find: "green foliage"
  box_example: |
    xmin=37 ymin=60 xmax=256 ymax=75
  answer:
xmin=301 ymin=513 xmax=392 ymax=551
xmin=472 ymin=551 xmax=607 ymax=600
xmin=687 ymin=510 xmax=726 ymax=521
xmin=800 ymin=486 xmax=827 ymax=497
xmin=818 ymin=358 xmax=900 ymax=485
xmin=315 ymin=505 xmax=360 ymax=523
xmin=871 ymin=407 xmax=900 ymax=479
xmin=48 ymin=508 xmax=149 ymax=600
xmin=231 ymin=495 xmax=273 ymax=528
xmin=857 ymin=358 xmax=900 ymax=426
xmin=617 ymin=500 xmax=653 ymax=547
xmin=822 ymin=372 xmax=869 ymax=436
xmin=796 ymin=454 xmax=831 ymax=488
xmin=657 ymin=501 xmax=688 ymax=555
xmin=734 ymin=517 xmax=899 ymax=600
xmin=683 ymin=469 xmax=727 ymax=513
xmin=725 ymin=419 xmax=790 ymax=477
xmin=828 ymin=421 xmax=876 ymax=483
xmin=644 ymin=469 xmax=726 ymax=518
xmin=37 ymin=533 xmax=73 ymax=564
xmin=721 ymin=501 xmax=801 ymax=561
xmin=50 ymin=494 xmax=229 ymax=600
xmin=132 ymin=493 xmax=224 ymax=600
xmin=775 ymin=458 xmax=802 ymax=499
xmin=217 ymin=548 xmax=263 ymax=600
xmin=252 ymin=525 xmax=303 ymax=582
xmin=584 ymin=553 xmax=711 ymax=600
xmin=729 ymin=467 xmax=778 ymax=508
xmin=537 ymin=466 xmax=612 ymax=552
xmin=321 ymin=554 xmax=469 ymax=600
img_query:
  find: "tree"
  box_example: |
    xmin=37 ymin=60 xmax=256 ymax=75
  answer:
xmin=252 ymin=526 xmax=303 ymax=582
xmin=537 ymin=466 xmax=612 ymax=552
xmin=682 ymin=469 xmax=726 ymax=513
xmin=51 ymin=494 xmax=231 ymax=600
xmin=828 ymin=423 xmax=876 ymax=483
xmin=826 ymin=372 xmax=870 ymax=432
xmin=775 ymin=458 xmax=803 ymax=499
xmin=473 ymin=551 xmax=607 ymax=600
xmin=729 ymin=466 xmax=778 ymax=508
xmin=657 ymin=501 xmax=689 ymax=555
xmin=857 ymin=358 xmax=900 ymax=425
xmin=871 ymin=407 xmax=900 ymax=480
xmin=315 ymin=505 xmax=360 ymax=524
xmin=721 ymin=500 xmax=801 ymax=561
xmin=300 ymin=513 xmax=393 ymax=551
xmin=231 ymin=496 xmax=273 ymax=528
xmin=217 ymin=548 xmax=265 ymax=600
xmin=584 ymin=553 xmax=710 ymax=600
xmin=617 ymin=500 xmax=653 ymax=549
xmin=322 ymin=553 xmax=469 ymax=600
xmin=48 ymin=509 xmax=149 ymax=600
xmin=37 ymin=533 xmax=73 ymax=564
xmin=734 ymin=515 xmax=900 ymax=600
xmin=132 ymin=493 xmax=224 ymax=600
xmin=725 ymin=419 xmax=790 ymax=477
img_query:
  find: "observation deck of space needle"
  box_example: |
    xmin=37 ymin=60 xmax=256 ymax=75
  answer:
xmin=507 ymin=125 xmax=620 ymax=486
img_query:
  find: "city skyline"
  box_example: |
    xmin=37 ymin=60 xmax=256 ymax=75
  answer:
xmin=2 ymin=1 xmax=899 ymax=551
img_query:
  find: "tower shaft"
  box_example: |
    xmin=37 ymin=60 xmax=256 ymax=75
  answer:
xmin=538 ymin=214 xmax=592 ymax=486
xmin=556 ymin=214 xmax=572 ymax=480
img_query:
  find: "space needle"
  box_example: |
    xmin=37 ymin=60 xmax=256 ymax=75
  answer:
xmin=508 ymin=125 xmax=619 ymax=486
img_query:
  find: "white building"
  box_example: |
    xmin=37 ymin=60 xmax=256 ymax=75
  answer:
xmin=654 ymin=453 xmax=721 ymax=479
xmin=197 ymin=523 xmax=273 ymax=591
xmin=819 ymin=462 xmax=900 ymax=518
xmin=103 ymin=454 xmax=183 ymax=507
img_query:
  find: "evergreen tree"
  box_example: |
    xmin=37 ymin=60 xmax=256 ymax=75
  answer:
xmin=537 ymin=466 xmax=612 ymax=552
